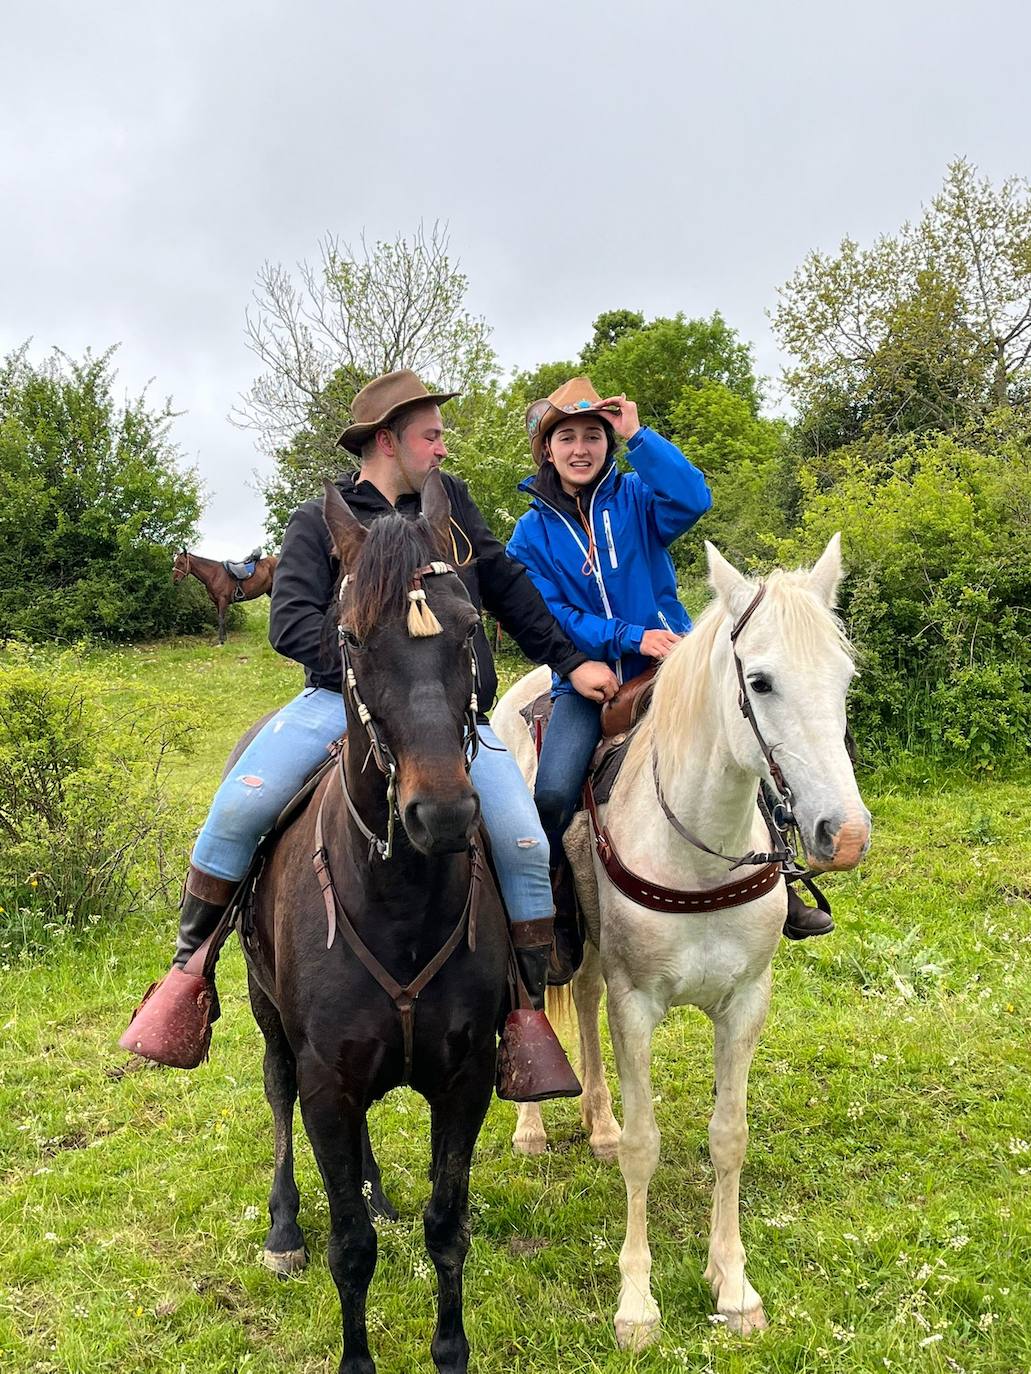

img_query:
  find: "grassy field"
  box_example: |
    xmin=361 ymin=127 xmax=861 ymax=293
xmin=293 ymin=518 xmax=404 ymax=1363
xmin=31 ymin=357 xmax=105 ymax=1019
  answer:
xmin=0 ymin=605 xmax=1028 ymax=1374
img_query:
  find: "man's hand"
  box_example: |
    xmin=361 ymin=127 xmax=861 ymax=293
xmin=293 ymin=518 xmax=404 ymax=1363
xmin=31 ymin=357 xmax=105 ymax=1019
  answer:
xmin=639 ymin=629 xmax=681 ymax=659
xmin=597 ymin=394 xmax=641 ymax=442
xmin=569 ymin=660 xmax=620 ymax=702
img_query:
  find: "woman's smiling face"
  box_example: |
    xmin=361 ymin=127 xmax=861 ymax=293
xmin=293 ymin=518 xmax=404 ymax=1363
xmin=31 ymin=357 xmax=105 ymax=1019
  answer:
xmin=545 ymin=414 xmax=610 ymax=494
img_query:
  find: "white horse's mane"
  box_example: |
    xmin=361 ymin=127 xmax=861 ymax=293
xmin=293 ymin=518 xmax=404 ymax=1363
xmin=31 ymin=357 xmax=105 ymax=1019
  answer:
xmin=623 ymin=567 xmax=854 ymax=786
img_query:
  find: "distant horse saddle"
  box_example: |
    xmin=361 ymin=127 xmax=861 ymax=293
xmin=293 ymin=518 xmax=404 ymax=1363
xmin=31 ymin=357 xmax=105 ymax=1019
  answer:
xmin=223 ymin=548 xmax=263 ymax=593
xmin=519 ymin=665 xmax=658 ymax=806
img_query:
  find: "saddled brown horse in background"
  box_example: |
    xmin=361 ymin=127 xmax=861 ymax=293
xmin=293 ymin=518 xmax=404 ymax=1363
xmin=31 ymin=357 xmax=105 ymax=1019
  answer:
xmin=172 ymin=549 xmax=278 ymax=644
xmin=239 ymin=473 xmax=508 ymax=1374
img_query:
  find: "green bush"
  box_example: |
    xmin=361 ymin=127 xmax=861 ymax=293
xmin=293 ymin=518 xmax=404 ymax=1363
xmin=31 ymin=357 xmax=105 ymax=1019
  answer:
xmin=778 ymin=415 xmax=1031 ymax=768
xmin=0 ymin=647 xmax=198 ymax=956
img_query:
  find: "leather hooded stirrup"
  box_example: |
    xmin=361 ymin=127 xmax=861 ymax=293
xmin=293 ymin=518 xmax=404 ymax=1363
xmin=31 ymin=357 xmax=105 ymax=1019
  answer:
xmin=496 ymin=922 xmax=582 ymax=1102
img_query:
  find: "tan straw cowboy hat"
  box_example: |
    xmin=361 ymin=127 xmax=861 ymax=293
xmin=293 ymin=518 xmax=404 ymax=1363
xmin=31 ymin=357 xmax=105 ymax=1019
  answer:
xmin=525 ymin=376 xmax=616 ymax=466
xmin=337 ymin=370 xmax=459 ymax=455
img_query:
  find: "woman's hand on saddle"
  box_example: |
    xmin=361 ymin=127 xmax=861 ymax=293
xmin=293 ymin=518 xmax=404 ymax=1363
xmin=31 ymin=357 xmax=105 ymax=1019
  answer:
xmin=597 ymin=394 xmax=641 ymax=442
xmin=640 ymin=629 xmax=682 ymax=659
xmin=568 ymin=661 xmax=620 ymax=703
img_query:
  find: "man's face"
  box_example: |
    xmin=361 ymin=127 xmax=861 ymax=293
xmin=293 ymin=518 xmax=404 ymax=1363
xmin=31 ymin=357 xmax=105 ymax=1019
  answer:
xmin=391 ymin=403 xmax=447 ymax=493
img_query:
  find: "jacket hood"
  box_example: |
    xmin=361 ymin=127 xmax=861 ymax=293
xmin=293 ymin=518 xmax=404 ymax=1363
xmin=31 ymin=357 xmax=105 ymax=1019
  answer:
xmin=518 ymin=458 xmax=618 ymax=514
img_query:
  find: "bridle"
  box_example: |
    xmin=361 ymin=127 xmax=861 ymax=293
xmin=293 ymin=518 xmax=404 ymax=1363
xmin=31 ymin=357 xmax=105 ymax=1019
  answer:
xmin=333 ymin=560 xmax=480 ymax=863
xmin=648 ymin=583 xmax=816 ymax=884
xmin=173 ymin=552 xmax=191 ymax=584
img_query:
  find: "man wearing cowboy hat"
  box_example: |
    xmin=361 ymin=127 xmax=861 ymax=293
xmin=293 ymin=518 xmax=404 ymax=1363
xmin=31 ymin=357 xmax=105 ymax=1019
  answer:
xmin=122 ymin=369 xmax=616 ymax=1101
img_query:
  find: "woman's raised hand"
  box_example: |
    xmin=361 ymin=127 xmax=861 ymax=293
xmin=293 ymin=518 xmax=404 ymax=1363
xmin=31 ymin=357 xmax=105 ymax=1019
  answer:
xmin=597 ymin=395 xmax=641 ymax=441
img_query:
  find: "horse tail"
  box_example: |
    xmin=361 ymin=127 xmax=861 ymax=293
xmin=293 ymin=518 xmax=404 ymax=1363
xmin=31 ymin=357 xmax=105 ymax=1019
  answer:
xmin=546 ymin=982 xmax=576 ymax=1036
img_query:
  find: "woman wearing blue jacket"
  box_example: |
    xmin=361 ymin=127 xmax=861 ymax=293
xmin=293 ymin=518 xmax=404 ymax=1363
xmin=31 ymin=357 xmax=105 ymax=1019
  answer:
xmin=506 ymin=377 xmax=712 ymax=967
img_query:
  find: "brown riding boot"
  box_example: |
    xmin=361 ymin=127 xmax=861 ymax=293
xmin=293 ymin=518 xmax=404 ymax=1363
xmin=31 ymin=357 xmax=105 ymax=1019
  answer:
xmin=783 ymin=885 xmax=834 ymax=940
xmin=119 ymin=866 xmax=237 ymax=1068
xmin=497 ymin=919 xmax=582 ymax=1103
xmin=548 ymin=861 xmax=584 ymax=986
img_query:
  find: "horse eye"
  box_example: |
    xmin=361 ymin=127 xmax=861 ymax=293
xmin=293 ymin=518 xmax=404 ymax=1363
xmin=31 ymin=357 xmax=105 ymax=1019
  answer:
xmin=339 ymin=628 xmax=362 ymax=650
xmin=465 ymin=622 xmax=479 ymax=641
xmin=749 ymin=674 xmax=773 ymax=695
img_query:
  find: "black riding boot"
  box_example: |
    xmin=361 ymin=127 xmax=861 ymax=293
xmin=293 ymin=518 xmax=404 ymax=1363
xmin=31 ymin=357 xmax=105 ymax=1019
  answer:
xmin=548 ymin=861 xmax=584 ymax=986
xmin=497 ymin=919 xmax=582 ymax=1102
xmin=120 ymin=866 xmax=236 ymax=1068
xmin=783 ymin=885 xmax=834 ymax=940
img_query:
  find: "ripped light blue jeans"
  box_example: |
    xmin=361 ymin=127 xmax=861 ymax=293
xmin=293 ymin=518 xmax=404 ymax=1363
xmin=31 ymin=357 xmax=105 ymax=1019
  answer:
xmin=191 ymin=687 xmax=552 ymax=924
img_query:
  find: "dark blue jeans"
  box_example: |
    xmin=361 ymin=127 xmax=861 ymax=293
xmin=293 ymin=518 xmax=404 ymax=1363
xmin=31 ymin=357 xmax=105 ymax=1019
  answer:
xmin=534 ymin=691 xmax=603 ymax=865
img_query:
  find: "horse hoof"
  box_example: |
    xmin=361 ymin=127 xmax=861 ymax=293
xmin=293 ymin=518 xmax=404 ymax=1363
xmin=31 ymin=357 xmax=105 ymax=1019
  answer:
xmin=721 ymin=1304 xmax=767 ymax=1336
xmin=590 ymin=1132 xmax=620 ymax=1162
xmin=614 ymin=1314 xmax=661 ymax=1351
xmin=512 ymin=1133 xmax=548 ymax=1156
xmin=261 ymin=1246 xmax=307 ymax=1276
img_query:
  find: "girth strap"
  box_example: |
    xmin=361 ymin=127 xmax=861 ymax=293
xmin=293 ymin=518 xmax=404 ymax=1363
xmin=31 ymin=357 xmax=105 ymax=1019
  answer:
xmin=312 ymin=788 xmax=482 ymax=1083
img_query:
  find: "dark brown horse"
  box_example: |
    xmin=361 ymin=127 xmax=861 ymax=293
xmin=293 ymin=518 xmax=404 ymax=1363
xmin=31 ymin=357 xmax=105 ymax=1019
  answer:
xmin=240 ymin=472 xmax=508 ymax=1374
xmin=172 ymin=549 xmax=278 ymax=644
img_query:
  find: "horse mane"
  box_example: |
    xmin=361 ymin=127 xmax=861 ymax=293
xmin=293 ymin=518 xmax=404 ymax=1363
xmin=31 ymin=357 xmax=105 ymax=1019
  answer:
xmin=327 ymin=513 xmax=440 ymax=645
xmin=622 ymin=567 xmax=853 ymax=785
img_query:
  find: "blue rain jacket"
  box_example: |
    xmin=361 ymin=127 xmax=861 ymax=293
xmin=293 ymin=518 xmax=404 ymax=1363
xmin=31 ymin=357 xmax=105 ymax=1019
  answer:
xmin=506 ymin=426 xmax=712 ymax=695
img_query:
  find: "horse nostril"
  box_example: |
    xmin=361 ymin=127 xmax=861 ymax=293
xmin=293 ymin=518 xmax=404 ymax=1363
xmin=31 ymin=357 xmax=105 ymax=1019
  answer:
xmin=814 ymin=817 xmax=836 ymax=857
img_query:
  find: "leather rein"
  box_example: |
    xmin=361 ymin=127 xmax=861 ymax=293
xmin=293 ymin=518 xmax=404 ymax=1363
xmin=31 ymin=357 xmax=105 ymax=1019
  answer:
xmin=310 ymin=560 xmax=483 ymax=1083
xmin=585 ymin=583 xmax=826 ymax=915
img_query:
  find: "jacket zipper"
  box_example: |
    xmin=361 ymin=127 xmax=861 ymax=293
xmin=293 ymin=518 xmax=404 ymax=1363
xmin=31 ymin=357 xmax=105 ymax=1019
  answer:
xmin=602 ymin=508 xmax=618 ymax=569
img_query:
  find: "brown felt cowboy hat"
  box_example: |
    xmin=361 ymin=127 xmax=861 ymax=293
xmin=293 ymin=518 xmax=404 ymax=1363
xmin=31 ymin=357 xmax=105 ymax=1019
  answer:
xmin=525 ymin=377 xmax=617 ymax=466
xmin=336 ymin=370 xmax=459 ymax=455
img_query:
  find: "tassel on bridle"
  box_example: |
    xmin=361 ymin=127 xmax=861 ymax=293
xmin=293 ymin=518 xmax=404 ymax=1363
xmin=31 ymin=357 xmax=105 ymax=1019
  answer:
xmin=407 ymin=586 xmax=442 ymax=636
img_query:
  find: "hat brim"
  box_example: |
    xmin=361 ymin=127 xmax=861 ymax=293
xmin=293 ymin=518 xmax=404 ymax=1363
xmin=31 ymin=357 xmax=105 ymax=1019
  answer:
xmin=337 ymin=391 xmax=459 ymax=455
xmin=530 ymin=402 xmax=617 ymax=465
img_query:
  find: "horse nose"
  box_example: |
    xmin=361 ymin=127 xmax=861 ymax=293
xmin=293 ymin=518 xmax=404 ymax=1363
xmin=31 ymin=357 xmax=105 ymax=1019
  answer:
xmin=808 ymin=808 xmax=871 ymax=871
xmin=403 ymin=794 xmax=480 ymax=855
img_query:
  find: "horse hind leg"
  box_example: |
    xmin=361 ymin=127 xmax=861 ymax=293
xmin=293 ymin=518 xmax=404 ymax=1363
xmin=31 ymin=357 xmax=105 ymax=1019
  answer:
xmin=703 ymin=975 xmax=771 ymax=1335
xmin=573 ymin=942 xmax=620 ymax=1161
xmin=248 ymin=973 xmax=307 ymax=1275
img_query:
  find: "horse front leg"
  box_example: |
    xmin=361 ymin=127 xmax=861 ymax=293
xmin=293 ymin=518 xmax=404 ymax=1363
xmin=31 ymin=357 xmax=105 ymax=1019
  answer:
xmin=425 ymin=1063 xmax=494 ymax=1374
xmin=248 ymin=974 xmax=307 ymax=1275
xmin=511 ymin=1101 xmax=547 ymax=1155
xmin=608 ymin=982 xmax=664 ymax=1351
xmin=703 ymin=972 xmax=771 ymax=1335
xmin=573 ymin=941 xmax=620 ymax=1161
xmin=217 ymin=601 xmax=227 ymax=646
xmin=298 ymin=1059 xmax=377 ymax=1374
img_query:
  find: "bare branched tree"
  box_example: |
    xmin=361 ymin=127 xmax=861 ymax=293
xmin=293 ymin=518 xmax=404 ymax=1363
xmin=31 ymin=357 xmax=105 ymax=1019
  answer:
xmin=233 ymin=223 xmax=496 ymax=455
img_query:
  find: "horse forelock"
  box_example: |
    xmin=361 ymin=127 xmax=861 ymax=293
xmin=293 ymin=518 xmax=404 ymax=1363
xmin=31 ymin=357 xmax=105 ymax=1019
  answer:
xmin=335 ymin=514 xmax=441 ymax=642
xmin=624 ymin=568 xmax=853 ymax=784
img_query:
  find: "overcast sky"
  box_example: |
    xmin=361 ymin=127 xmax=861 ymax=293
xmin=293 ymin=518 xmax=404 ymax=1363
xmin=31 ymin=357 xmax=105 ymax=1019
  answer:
xmin=4 ymin=0 xmax=1027 ymax=554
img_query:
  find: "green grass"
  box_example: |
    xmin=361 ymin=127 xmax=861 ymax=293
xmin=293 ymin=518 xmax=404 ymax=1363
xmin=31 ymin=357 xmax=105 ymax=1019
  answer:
xmin=0 ymin=605 xmax=1028 ymax=1373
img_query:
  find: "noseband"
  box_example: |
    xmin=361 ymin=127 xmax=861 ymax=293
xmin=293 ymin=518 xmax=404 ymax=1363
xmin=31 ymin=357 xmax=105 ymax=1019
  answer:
xmin=335 ymin=560 xmax=480 ymax=862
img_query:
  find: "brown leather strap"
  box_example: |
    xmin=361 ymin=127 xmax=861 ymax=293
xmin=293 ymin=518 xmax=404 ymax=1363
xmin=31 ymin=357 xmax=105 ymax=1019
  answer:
xmin=583 ymin=780 xmax=782 ymax=913
xmin=311 ymin=804 xmax=482 ymax=1082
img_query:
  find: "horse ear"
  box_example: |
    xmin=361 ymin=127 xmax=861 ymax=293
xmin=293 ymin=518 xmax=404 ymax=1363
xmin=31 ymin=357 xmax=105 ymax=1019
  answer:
xmin=322 ymin=479 xmax=367 ymax=567
xmin=705 ymin=540 xmax=752 ymax=616
xmin=807 ymin=532 xmax=843 ymax=608
xmin=420 ymin=468 xmax=453 ymax=561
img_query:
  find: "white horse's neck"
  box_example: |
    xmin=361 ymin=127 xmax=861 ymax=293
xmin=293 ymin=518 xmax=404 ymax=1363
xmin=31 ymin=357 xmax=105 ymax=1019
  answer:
xmin=613 ymin=616 xmax=765 ymax=885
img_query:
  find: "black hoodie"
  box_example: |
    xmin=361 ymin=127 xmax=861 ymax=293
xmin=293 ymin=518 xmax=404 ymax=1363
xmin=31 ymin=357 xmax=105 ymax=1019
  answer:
xmin=268 ymin=471 xmax=588 ymax=713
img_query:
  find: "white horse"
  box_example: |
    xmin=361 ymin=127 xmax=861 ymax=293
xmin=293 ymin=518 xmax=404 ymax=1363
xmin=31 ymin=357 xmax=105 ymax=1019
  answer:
xmin=491 ymin=536 xmax=870 ymax=1349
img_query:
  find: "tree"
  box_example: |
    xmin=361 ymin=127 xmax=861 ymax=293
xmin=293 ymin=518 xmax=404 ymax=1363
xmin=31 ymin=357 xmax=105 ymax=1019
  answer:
xmin=589 ymin=312 xmax=762 ymax=433
xmin=241 ymin=226 xmax=499 ymax=542
xmin=579 ymin=309 xmax=645 ymax=367
xmin=773 ymin=160 xmax=1031 ymax=448
xmin=0 ymin=345 xmax=203 ymax=642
